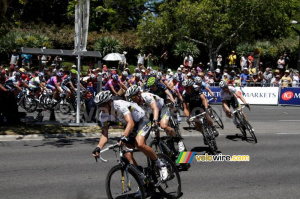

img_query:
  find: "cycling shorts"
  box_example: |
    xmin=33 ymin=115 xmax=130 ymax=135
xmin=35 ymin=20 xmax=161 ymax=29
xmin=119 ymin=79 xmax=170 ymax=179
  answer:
xmin=224 ymin=96 xmax=240 ymax=109
xmin=46 ymin=84 xmax=56 ymax=91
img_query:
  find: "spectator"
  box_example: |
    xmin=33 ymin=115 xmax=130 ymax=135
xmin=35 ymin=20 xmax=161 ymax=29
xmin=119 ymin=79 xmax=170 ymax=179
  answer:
xmin=186 ymin=72 xmax=193 ymax=80
xmin=10 ymin=49 xmax=19 ymax=76
xmin=240 ymin=68 xmax=251 ymax=86
xmin=274 ymin=69 xmax=281 ymax=78
xmin=249 ymin=63 xmax=257 ymax=75
xmin=228 ymin=51 xmax=237 ymax=69
xmin=197 ymin=62 xmax=204 ymax=73
xmin=277 ymin=56 xmax=285 ymax=73
xmin=166 ymin=69 xmax=172 ymax=79
xmin=137 ymin=52 xmax=146 ymax=67
xmin=160 ymin=51 xmax=168 ymax=70
xmin=271 ymin=75 xmax=281 ymax=87
xmin=21 ymin=53 xmax=32 ymax=68
xmin=119 ymin=51 xmax=127 ymax=72
xmin=250 ymin=73 xmax=260 ymax=87
xmin=222 ymin=69 xmax=231 ymax=80
xmin=217 ymin=55 xmax=222 ymax=67
xmin=205 ymin=71 xmax=214 ymax=86
xmin=292 ymin=70 xmax=299 ymax=87
xmin=235 ymin=74 xmax=241 ymax=87
xmin=258 ymin=62 xmax=264 ymax=72
xmin=214 ymin=68 xmax=222 ymax=83
xmin=262 ymin=68 xmax=273 ymax=87
xmin=248 ymin=52 xmax=254 ymax=63
xmin=229 ymin=70 xmax=236 ymax=80
xmin=222 ymin=73 xmax=229 ymax=82
xmin=281 ymin=70 xmax=293 ymax=88
xmin=240 ymin=54 xmax=248 ymax=71
xmin=145 ymin=53 xmax=154 ymax=68
xmin=183 ymin=53 xmax=193 ymax=69
xmin=283 ymin=53 xmax=290 ymax=70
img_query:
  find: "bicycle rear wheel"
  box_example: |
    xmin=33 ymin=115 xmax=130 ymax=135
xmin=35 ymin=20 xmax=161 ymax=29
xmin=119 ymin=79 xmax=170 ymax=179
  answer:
xmin=23 ymin=95 xmax=37 ymax=113
xmin=151 ymin=153 xmax=181 ymax=199
xmin=106 ymin=165 xmax=145 ymax=199
xmin=244 ymin=120 xmax=257 ymax=143
xmin=211 ymin=109 xmax=224 ymax=129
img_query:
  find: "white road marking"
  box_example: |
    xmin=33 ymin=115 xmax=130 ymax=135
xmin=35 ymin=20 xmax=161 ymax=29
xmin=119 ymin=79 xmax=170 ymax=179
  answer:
xmin=278 ymin=120 xmax=300 ymax=122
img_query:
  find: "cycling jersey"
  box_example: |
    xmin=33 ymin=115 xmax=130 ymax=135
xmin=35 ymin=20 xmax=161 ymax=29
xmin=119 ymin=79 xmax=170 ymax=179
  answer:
xmin=194 ymin=82 xmax=208 ymax=91
xmin=141 ymin=93 xmax=164 ymax=111
xmin=182 ymin=85 xmax=204 ymax=109
xmin=174 ymin=82 xmax=184 ymax=94
xmin=46 ymin=76 xmax=62 ymax=91
xmin=103 ymin=79 xmax=121 ymax=92
xmin=145 ymin=82 xmax=167 ymax=100
xmin=100 ymin=100 xmax=145 ymax=126
xmin=5 ymin=76 xmax=23 ymax=87
xmin=29 ymin=77 xmax=41 ymax=87
xmin=220 ymin=86 xmax=236 ymax=101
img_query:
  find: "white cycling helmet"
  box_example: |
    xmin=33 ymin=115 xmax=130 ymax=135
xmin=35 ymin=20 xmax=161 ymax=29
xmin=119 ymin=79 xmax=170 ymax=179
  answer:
xmin=125 ymin=85 xmax=140 ymax=98
xmin=182 ymin=79 xmax=194 ymax=87
xmin=194 ymin=76 xmax=202 ymax=84
xmin=122 ymin=71 xmax=128 ymax=77
xmin=135 ymin=73 xmax=142 ymax=79
xmin=219 ymin=80 xmax=228 ymax=89
xmin=94 ymin=91 xmax=113 ymax=105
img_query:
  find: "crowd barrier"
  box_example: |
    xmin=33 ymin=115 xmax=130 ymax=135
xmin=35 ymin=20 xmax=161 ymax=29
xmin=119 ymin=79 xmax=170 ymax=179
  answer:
xmin=203 ymin=86 xmax=300 ymax=106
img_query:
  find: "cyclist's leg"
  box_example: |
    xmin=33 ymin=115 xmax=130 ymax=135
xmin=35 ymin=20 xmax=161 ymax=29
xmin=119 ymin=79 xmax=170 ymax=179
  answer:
xmin=134 ymin=119 xmax=158 ymax=161
xmin=222 ymin=100 xmax=232 ymax=118
xmin=160 ymin=106 xmax=176 ymax=137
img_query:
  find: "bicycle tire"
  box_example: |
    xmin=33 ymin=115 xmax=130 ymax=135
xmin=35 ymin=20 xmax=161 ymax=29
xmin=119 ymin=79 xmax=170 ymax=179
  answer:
xmin=106 ymin=165 xmax=145 ymax=199
xmin=202 ymin=122 xmax=218 ymax=155
xmin=235 ymin=113 xmax=247 ymax=138
xmin=211 ymin=109 xmax=224 ymax=129
xmin=23 ymin=95 xmax=37 ymax=113
xmin=244 ymin=120 xmax=257 ymax=143
xmin=151 ymin=153 xmax=181 ymax=199
xmin=169 ymin=116 xmax=182 ymax=137
xmin=59 ymin=103 xmax=71 ymax=115
xmin=39 ymin=95 xmax=48 ymax=109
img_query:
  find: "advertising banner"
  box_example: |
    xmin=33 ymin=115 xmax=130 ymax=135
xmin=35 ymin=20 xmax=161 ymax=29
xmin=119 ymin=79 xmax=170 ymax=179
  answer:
xmin=202 ymin=87 xmax=279 ymax=105
xmin=278 ymin=87 xmax=300 ymax=105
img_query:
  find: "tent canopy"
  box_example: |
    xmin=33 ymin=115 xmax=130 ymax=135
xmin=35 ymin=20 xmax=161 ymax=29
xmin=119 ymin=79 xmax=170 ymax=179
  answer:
xmin=21 ymin=47 xmax=102 ymax=58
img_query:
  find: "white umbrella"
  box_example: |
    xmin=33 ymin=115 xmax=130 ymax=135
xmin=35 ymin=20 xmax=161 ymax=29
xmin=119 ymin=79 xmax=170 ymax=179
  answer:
xmin=103 ymin=53 xmax=123 ymax=61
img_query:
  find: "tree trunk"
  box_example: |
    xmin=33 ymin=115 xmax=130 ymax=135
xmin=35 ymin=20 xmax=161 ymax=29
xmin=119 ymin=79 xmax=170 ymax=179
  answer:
xmin=208 ymin=43 xmax=214 ymax=71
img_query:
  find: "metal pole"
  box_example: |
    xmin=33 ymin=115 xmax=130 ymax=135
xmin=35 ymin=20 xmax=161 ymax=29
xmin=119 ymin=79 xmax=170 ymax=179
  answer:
xmin=297 ymin=35 xmax=300 ymax=71
xmin=76 ymin=0 xmax=82 ymax=124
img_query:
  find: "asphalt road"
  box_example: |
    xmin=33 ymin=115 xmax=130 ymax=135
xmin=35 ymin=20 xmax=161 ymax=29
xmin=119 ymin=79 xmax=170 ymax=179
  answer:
xmin=1 ymin=105 xmax=300 ymax=199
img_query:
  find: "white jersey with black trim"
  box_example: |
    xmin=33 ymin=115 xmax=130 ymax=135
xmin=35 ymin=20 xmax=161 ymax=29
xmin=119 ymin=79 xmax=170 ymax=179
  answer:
xmin=100 ymin=100 xmax=145 ymax=125
xmin=220 ymin=86 xmax=236 ymax=101
xmin=141 ymin=92 xmax=164 ymax=110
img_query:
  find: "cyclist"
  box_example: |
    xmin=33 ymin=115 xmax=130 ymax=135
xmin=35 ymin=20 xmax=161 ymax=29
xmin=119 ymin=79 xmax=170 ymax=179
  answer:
xmin=181 ymin=79 xmax=219 ymax=144
xmin=61 ymin=69 xmax=84 ymax=100
xmin=194 ymin=76 xmax=217 ymax=101
xmin=219 ymin=80 xmax=250 ymax=127
xmin=5 ymin=72 xmax=25 ymax=98
xmin=28 ymin=72 xmax=47 ymax=99
xmin=130 ymin=73 xmax=144 ymax=91
xmin=46 ymin=72 xmax=63 ymax=101
xmin=125 ymin=85 xmax=186 ymax=152
xmin=103 ymin=74 xmax=127 ymax=96
xmin=92 ymin=91 xmax=168 ymax=181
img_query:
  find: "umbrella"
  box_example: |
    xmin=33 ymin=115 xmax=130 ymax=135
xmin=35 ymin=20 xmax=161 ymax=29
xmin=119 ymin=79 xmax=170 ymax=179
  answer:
xmin=103 ymin=53 xmax=123 ymax=61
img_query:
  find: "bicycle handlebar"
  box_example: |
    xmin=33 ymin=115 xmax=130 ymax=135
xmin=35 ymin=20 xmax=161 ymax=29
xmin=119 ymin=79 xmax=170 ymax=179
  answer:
xmin=231 ymin=106 xmax=246 ymax=115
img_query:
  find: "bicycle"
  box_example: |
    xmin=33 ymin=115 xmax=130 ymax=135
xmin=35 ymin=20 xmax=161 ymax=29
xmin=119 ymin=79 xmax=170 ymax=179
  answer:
xmin=189 ymin=112 xmax=218 ymax=155
xmin=232 ymin=106 xmax=257 ymax=143
xmin=97 ymin=142 xmax=182 ymax=199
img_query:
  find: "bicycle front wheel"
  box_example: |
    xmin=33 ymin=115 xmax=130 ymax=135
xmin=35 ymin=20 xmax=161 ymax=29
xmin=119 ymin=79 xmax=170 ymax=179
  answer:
xmin=211 ymin=109 xmax=224 ymax=129
xmin=106 ymin=165 xmax=145 ymax=199
xmin=152 ymin=153 xmax=181 ymax=199
xmin=244 ymin=120 xmax=257 ymax=143
xmin=202 ymin=123 xmax=218 ymax=155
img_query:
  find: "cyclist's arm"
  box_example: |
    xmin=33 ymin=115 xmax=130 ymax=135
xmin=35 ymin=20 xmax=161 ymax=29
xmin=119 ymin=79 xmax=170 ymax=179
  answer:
xmin=222 ymin=100 xmax=231 ymax=113
xmin=176 ymin=91 xmax=184 ymax=102
xmin=69 ymin=81 xmax=77 ymax=92
xmin=120 ymin=81 xmax=128 ymax=90
xmin=234 ymin=91 xmax=247 ymax=104
xmin=150 ymin=100 xmax=159 ymax=121
xmin=165 ymin=89 xmax=175 ymax=104
xmin=200 ymin=94 xmax=208 ymax=109
xmin=205 ymin=86 xmax=216 ymax=99
xmin=14 ymin=83 xmax=22 ymax=92
xmin=0 ymin=84 xmax=7 ymax=91
xmin=123 ymin=113 xmax=135 ymax=137
xmin=109 ymin=84 xmax=118 ymax=95
xmin=97 ymin=126 xmax=109 ymax=149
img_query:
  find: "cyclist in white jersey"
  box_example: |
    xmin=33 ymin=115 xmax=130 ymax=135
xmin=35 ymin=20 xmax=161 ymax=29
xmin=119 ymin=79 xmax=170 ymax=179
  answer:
xmin=92 ymin=91 xmax=168 ymax=181
xmin=125 ymin=85 xmax=186 ymax=152
xmin=219 ymin=80 xmax=250 ymax=127
xmin=28 ymin=72 xmax=46 ymax=98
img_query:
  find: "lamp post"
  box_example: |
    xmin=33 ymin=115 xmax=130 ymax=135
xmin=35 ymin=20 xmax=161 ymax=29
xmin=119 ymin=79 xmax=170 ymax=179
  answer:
xmin=291 ymin=20 xmax=300 ymax=71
